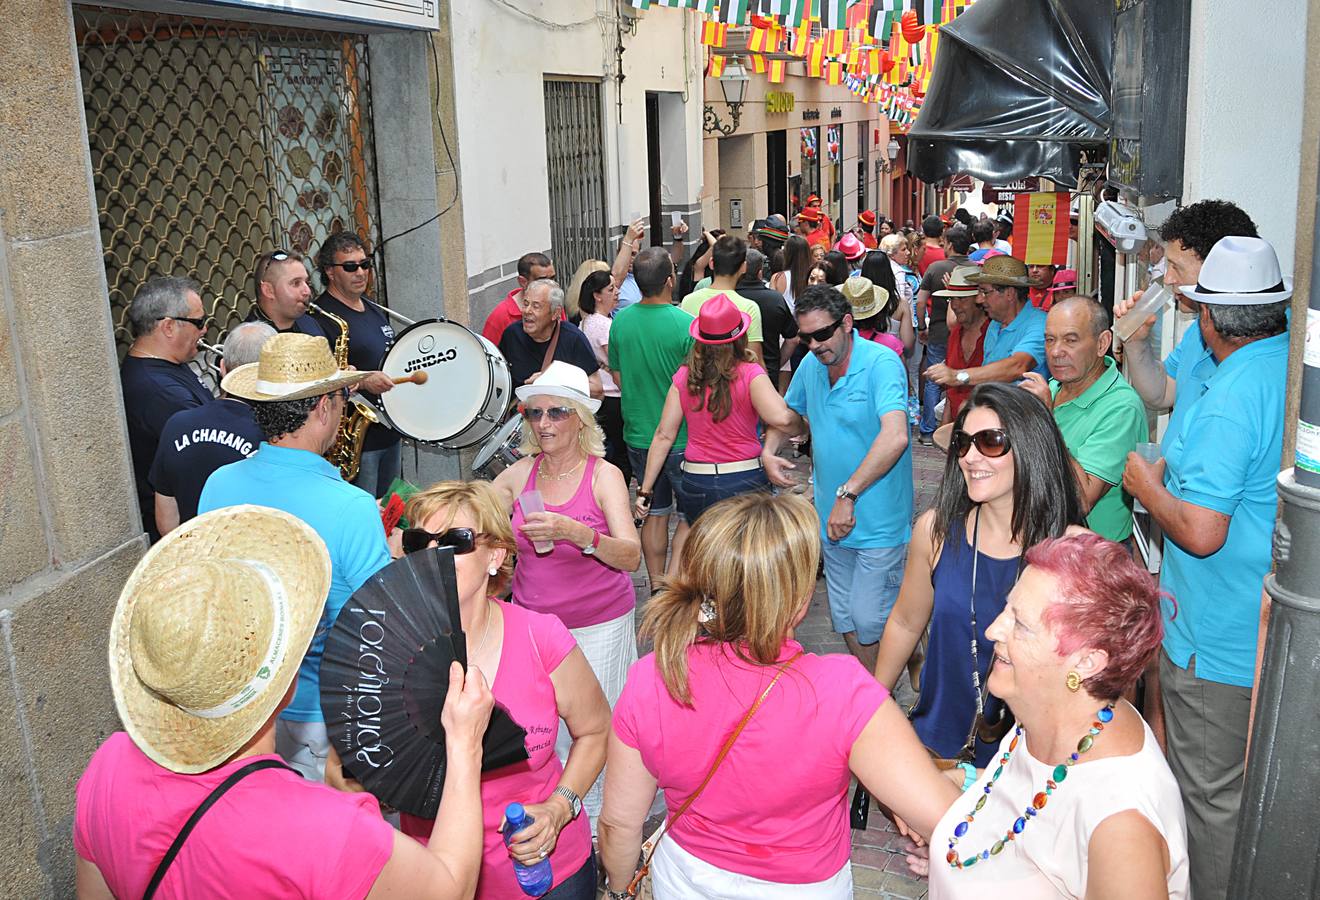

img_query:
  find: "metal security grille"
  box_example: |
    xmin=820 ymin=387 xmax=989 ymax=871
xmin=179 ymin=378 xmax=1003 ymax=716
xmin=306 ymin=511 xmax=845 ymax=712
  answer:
xmin=544 ymin=78 xmax=609 ymax=281
xmin=75 ymin=5 xmax=382 ymax=358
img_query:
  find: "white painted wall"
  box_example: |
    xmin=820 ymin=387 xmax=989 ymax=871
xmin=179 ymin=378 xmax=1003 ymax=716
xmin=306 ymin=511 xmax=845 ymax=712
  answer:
xmin=448 ymin=1 xmax=702 ymax=288
xmin=1182 ymin=0 xmax=1308 ymax=270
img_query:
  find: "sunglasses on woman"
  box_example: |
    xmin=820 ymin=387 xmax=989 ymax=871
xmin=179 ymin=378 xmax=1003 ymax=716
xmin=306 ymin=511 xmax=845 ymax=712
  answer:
xmin=520 ymin=405 xmax=574 ymax=423
xmin=402 ymin=526 xmax=482 ymax=556
xmin=952 ymin=427 xmax=1012 ymax=458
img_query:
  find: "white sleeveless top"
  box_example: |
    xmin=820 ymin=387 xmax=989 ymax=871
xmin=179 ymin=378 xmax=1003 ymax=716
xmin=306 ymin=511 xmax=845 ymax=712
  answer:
xmin=928 ymin=706 xmax=1188 ymax=899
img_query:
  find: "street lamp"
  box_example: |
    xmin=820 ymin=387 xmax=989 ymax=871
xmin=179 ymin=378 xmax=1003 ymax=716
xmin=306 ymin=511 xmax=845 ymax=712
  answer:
xmin=703 ymin=58 xmax=750 ymax=136
xmin=880 ymin=137 xmax=901 ymax=172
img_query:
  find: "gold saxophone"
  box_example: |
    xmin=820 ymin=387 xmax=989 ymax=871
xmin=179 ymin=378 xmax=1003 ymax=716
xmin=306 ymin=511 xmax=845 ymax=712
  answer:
xmin=309 ymin=301 xmax=378 ymax=482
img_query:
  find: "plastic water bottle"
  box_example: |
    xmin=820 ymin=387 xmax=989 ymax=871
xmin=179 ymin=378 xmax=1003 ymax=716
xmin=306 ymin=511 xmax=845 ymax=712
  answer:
xmin=502 ymin=803 xmax=553 ymax=896
xmin=908 ymin=395 xmax=921 ymax=426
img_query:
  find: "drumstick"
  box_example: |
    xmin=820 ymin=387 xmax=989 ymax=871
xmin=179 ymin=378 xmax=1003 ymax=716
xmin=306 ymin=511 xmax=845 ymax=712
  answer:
xmin=391 ymin=372 xmax=429 ymax=386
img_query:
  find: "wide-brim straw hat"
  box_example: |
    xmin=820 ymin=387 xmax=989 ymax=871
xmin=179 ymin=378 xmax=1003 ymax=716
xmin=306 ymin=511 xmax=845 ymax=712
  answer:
xmin=841 ymin=275 xmax=890 ymax=319
xmin=222 ymin=332 xmax=369 ymax=402
xmin=964 ymin=254 xmax=1043 ymax=288
xmin=110 ymin=506 xmax=331 ymax=773
xmin=934 ymin=265 xmax=983 ymax=298
xmin=515 ymin=360 xmax=602 ymax=412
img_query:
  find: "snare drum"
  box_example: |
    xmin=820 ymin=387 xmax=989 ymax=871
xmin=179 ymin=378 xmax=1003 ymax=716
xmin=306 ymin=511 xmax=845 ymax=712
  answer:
xmin=471 ymin=414 xmax=524 ymax=480
xmin=377 ymin=319 xmax=511 ymax=449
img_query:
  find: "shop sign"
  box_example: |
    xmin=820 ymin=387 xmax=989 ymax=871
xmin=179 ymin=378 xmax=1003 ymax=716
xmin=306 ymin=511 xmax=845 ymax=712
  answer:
xmin=947 ymin=174 xmax=975 ymax=192
xmin=219 ymin=0 xmax=439 ymax=30
xmin=830 ymin=107 xmax=843 ymax=119
xmin=802 ymin=108 xmax=822 ymax=121
xmin=981 ymin=177 xmax=1040 ymax=205
xmin=767 ymin=91 xmax=795 ymax=114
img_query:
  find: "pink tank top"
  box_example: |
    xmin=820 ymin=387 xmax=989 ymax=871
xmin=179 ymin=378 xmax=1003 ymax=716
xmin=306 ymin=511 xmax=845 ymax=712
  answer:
xmin=511 ymin=455 xmax=636 ymax=628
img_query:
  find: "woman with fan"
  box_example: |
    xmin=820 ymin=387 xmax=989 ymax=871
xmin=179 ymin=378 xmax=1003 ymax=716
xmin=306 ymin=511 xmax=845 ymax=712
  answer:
xmin=871 ymin=383 xmax=1087 ymax=767
xmin=491 ymin=362 xmax=641 ymax=824
xmin=393 ymin=480 xmax=611 ymax=899
xmin=597 ymin=493 xmax=961 ymax=899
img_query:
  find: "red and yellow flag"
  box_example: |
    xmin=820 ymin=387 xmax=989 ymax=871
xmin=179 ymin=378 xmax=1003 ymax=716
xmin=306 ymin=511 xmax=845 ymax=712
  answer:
xmin=826 ymin=60 xmax=843 ymax=84
xmin=707 ymin=52 xmax=727 ymax=77
xmin=768 ymin=58 xmax=787 ymax=83
xmin=807 ymin=39 xmax=826 ymax=77
xmin=1012 ymin=193 xmax=1072 ymax=266
xmin=749 ymin=53 xmax=767 ymax=74
xmin=700 ymin=20 xmax=729 ymax=47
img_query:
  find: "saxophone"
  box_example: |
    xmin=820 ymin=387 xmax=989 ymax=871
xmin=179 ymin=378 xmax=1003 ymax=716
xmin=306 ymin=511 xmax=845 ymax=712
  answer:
xmin=309 ymin=301 xmax=377 ymax=482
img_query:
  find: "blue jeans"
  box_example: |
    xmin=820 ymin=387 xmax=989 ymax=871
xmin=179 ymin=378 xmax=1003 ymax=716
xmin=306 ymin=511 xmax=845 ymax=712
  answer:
xmin=353 ymin=443 xmax=402 ymax=499
xmin=677 ymin=466 xmax=770 ymax=523
xmin=626 ymin=444 xmax=686 ymax=517
xmin=541 ymin=853 xmax=598 ymax=899
xmin=821 ymin=543 xmax=907 ymax=644
xmin=920 ymin=341 xmax=948 ymax=436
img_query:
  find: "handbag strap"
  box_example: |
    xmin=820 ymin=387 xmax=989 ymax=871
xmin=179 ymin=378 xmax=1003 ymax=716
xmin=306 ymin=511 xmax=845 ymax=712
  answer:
xmin=626 ymin=650 xmax=804 ymax=895
xmin=539 ymin=320 xmax=561 ymax=374
xmin=143 ymin=759 xmax=295 ymax=899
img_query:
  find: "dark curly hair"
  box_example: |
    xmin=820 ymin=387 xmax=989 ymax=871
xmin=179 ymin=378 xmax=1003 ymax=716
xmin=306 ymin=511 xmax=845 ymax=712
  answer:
xmin=1158 ymin=200 xmax=1258 ymax=261
xmin=251 ymin=395 xmax=322 ymax=441
xmin=315 ymin=232 xmax=369 ymax=283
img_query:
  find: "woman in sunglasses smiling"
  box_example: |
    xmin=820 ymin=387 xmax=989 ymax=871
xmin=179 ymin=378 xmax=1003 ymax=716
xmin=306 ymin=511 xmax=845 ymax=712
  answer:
xmin=492 ymin=362 xmax=641 ymax=823
xmin=873 ymin=383 xmax=1086 ymax=766
xmin=392 ymin=480 xmax=611 ymax=899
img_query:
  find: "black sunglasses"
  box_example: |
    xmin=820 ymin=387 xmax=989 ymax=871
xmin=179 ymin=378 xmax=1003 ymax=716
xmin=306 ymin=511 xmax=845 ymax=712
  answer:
xmin=521 ymin=405 xmax=574 ymax=423
xmin=402 ymin=526 xmax=481 ymax=556
xmin=801 ymin=317 xmax=845 ymax=344
xmin=953 ymin=427 xmax=1012 ymax=459
xmin=166 ymin=315 xmax=206 ymax=330
xmin=329 ymin=258 xmax=373 ymax=273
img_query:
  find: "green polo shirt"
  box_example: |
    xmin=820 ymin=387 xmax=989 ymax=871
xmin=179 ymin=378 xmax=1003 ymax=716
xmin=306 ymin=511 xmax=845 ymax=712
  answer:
xmin=1050 ymin=357 xmax=1149 ymax=541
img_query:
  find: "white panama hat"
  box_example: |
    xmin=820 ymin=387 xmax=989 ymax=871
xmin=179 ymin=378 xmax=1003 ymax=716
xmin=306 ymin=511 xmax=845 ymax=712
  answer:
xmin=1177 ymin=235 xmax=1293 ymax=305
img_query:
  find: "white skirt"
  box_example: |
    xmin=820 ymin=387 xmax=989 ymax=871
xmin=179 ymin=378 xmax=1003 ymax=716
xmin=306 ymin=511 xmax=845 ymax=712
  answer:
xmin=650 ymin=834 xmax=854 ymax=899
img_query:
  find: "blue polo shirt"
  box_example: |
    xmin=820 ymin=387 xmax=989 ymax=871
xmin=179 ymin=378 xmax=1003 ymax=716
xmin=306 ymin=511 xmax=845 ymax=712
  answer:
xmin=983 ymin=301 xmax=1048 ymax=377
xmin=1161 ymin=324 xmax=1217 ymax=453
xmin=786 ymin=336 xmax=913 ymax=548
xmin=198 ymin=443 xmax=391 ymax=721
xmin=1160 ymin=332 xmax=1288 ymax=687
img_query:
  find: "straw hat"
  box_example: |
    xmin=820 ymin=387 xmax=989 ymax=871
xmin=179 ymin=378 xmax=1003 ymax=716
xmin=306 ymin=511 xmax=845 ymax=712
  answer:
xmin=515 ymin=360 xmax=601 ymax=412
xmin=1177 ymin=236 xmax=1293 ymax=305
xmin=222 ymin=332 xmax=368 ymax=402
xmin=689 ymin=293 xmax=752 ymax=345
xmin=110 ymin=506 xmax=331 ymax=773
xmin=840 ymin=275 xmax=890 ymax=320
xmin=964 ymin=255 xmax=1043 ymax=288
xmin=934 ymin=265 xmax=982 ymax=298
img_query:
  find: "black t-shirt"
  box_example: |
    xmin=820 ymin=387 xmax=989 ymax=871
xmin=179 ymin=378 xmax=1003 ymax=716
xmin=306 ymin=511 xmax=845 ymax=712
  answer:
xmin=310 ymin=292 xmax=399 ymax=450
xmin=244 ymin=306 xmax=326 ymax=338
xmin=498 ymin=320 xmax=600 ymax=389
xmin=148 ymin=399 xmax=263 ymax=523
xmin=918 ymin=254 xmax=970 ymax=346
xmin=735 ymin=277 xmax=798 ymax=375
xmin=119 ymin=356 xmax=214 ymax=539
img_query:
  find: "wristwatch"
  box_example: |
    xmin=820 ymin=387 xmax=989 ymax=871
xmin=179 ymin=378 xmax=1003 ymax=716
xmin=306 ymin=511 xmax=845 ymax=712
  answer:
xmin=581 ymin=530 xmax=602 ymax=557
xmin=955 ymin=370 xmax=971 ymax=385
xmin=835 ymin=485 xmax=859 ymax=502
xmin=553 ymin=785 xmax=582 ymax=819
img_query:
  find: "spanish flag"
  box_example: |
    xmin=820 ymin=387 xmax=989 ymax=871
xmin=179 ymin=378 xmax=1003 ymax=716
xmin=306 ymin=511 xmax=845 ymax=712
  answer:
xmin=701 ymin=20 xmax=729 ymax=46
xmin=707 ymin=52 xmax=727 ymax=77
xmin=807 ymin=39 xmax=826 ymax=77
xmin=768 ymin=57 xmax=787 ymax=83
xmin=749 ymin=54 xmax=767 ymax=74
xmin=826 ymin=60 xmax=843 ymax=84
xmin=1012 ymin=192 xmax=1071 ymax=266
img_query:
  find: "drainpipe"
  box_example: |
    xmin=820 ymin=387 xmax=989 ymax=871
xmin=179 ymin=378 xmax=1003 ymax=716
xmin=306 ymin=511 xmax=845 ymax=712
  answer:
xmin=1227 ymin=168 xmax=1320 ymax=897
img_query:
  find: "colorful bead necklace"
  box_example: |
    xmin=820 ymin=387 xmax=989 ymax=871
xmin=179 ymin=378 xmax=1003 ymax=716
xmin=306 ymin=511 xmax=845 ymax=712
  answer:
xmin=946 ymin=702 xmax=1116 ymax=870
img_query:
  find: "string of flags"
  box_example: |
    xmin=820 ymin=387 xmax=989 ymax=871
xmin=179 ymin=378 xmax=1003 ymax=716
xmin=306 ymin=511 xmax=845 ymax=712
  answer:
xmin=630 ymin=0 xmax=977 ymax=130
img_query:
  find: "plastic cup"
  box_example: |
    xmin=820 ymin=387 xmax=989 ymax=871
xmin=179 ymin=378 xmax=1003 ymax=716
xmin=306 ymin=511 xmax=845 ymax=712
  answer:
xmin=1135 ymin=442 xmax=1161 ymax=464
xmin=518 ymin=490 xmax=555 ymax=554
xmin=671 ymin=211 xmax=682 ymax=228
xmin=1115 ymin=279 xmax=1175 ymax=341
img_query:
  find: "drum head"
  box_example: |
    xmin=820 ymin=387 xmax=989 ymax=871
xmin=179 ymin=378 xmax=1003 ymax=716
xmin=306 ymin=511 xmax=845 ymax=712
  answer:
xmin=379 ymin=320 xmax=494 ymax=443
xmin=473 ymin=414 xmax=523 ymax=472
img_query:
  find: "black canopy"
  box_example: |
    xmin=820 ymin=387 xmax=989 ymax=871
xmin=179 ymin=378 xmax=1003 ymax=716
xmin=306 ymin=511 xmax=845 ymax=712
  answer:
xmin=906 ymin=0 xmax=1112 ymax=188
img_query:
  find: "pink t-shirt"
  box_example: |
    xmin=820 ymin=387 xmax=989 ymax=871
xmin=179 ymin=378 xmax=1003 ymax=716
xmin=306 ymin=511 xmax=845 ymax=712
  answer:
xmin=74 ymin=732 xmax=394 ymax=899
xmin=510 ymin=455 xmax=636 ymax=628
xmin=673 ymin=361 xmax=766 ymax=464
xmin=402 ymin=603 xmax=591 ymax=898
xmin=613 ymin=640 xmax=889 ymax=883
xmin=857 ymin=328 xmax=905 ymax=357
xmin=580 ymin=312 xmax=619 ymax=397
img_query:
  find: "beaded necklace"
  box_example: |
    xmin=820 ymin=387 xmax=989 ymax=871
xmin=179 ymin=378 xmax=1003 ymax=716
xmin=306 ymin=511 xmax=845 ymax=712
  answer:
xmin=946 ymin=701 xmax=1116 ymax=870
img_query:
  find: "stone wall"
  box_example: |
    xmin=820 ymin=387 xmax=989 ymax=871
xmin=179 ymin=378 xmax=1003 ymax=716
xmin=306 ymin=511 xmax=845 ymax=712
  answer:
xmin=0 ymin=2 xmax=146 ymax=895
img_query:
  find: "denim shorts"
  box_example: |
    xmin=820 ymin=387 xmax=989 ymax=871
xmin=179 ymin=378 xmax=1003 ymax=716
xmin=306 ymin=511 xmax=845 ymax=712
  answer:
xmin=677 ymin=466 xmax=770 ymax=523
xmin=626 ymin=444 xmax=686 ymax=517
xmin=821 ymin=543 xmax=908 ymax=644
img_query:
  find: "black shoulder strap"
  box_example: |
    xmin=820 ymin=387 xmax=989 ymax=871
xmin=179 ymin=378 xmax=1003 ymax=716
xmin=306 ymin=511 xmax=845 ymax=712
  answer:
xmin=143 ymin=759 xmax=295 ymax=899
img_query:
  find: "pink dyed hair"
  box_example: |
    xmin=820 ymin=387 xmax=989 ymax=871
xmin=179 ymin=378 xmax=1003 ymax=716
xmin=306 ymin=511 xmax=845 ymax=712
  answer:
xmin=1028 ymin=532 xmax=1171 ymax=700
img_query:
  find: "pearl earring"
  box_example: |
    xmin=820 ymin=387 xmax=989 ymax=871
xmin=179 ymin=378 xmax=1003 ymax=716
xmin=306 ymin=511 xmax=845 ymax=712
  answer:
xmin=488 ymin=567 xmax=499 ymax=576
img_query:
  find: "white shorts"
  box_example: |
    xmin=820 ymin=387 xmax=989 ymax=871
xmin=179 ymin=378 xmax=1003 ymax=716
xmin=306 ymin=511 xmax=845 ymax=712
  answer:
xmin=650 ymin=835 xmax=853 ymax=899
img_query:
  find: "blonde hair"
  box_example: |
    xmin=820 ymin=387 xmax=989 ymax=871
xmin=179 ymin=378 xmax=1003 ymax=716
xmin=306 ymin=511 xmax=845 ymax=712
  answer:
xmin=517 ymin=397 xmax=606 ymax=458
xmin=879 ymin=233 xmax=906 ymax=256
xmin=641 ymin=493 xmax=820 ymax=704
xmin=405 ymin=481 xmax=517 ymax=595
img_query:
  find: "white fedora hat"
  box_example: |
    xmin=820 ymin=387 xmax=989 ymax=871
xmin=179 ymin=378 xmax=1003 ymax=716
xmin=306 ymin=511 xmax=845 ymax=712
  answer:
xmin=514 ymin=360 xmax=601 ymax=413
xmin=1178 ymin=235 xmax=1293 ymax=305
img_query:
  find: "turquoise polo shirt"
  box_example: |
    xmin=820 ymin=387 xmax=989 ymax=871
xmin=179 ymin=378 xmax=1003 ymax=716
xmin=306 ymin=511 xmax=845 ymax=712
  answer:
xmin=983 ymin=301 xmax=1048 ymax=377
xmin=1160 ymin=332 xmax=1288 ymax=687
xmin=1161 ymin=325 xmax=1217 ymax=453
xmin=199 ymin=443 xmax=391 ymax=722
xmin=1049 ymin=357 xmax=1148 ymax=541
xmin=785 ymin=336 xmax=913 ymax=548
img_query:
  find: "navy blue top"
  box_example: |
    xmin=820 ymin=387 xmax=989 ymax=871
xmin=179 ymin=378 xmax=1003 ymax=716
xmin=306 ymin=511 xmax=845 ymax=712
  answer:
xmin=243 ymin=305 xmax=326 ymax=338
xmin=311 ymin=292 xmax=399 ymax=451
xmin=149 ymin=399 xmax=264 ymax=524
xmin=498 ymin=319 xmax=600 ymax=389
xmin=119 ymin=356 xmax=213 ymax=540
xmin=909 ymin=516 xmax=1019 ymax=767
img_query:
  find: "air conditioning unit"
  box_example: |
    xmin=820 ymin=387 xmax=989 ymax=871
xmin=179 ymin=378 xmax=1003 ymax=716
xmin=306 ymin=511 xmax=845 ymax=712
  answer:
xmin=1094 ymin=200 xmax=1147 ymax=254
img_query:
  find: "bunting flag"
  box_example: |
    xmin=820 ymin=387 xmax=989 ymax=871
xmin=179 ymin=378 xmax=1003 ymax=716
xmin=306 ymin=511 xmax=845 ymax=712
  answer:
xmin=807 ymin=40 xmax=826 ymax=77
xmin=706 ymin=51 xmax=727 ymax=77
xmin=700 ymin=19 xmax=729 ymax=45
xmin=826 ymin=60 xmax=844 ymax=84
xmin=1012 ymin=193 xmax=1072 ymax=266
xmin=749 ymin=53 xmax=767 ymax=74
xmin=768 ymin=57 xmax=787 ymax=82
xmin=816 ymin=0 xmax=848 ymax=29
xmin=823 ymin=29 xmax=846 ymax=55
xmin=912 ymin=0 xmax=941 ymax=25
xmin=626 ymin=0 xmax=651 ymax=9
xmin=747 ymin=21 xmax=782 ymax=52
xmin=706 ymin=0 xmax=751 ymax=23
xmin=780 ymin=0 xmax=809 ymax=26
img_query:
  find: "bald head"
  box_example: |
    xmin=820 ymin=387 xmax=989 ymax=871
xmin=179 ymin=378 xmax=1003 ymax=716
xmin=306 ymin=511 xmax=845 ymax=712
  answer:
xmin=1050 ymin=295 xmax=1109 ymax=339
xmin=1044 ymin=296 xmax=1111 ymax=387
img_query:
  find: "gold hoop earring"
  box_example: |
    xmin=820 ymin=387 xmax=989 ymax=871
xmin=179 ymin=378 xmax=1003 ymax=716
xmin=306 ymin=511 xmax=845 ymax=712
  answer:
xmin=1065 ymin=671 xmax=1082 ymax=693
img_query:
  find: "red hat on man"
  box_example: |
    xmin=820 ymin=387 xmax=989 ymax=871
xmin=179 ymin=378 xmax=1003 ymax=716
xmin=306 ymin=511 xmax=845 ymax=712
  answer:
xmin=857 ymin=210 xmax=877 ymax=228
xmin=805 ymin=194 xmax=823 ymax=207
xmin=797 ymin=206 xmax=823 ymax=223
